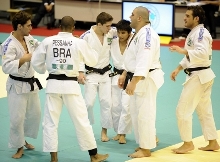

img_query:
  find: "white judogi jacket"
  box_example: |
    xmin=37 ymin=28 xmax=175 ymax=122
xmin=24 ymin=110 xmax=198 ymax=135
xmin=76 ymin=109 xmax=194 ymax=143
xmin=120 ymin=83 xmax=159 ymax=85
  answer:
xmin=180 ymin=24 xmax=215 ymax=85
xmin=80 ymin=26 xmax=117 ymax=82
xmin=0 ymin=33 xmax=40 ymax=93
xmin=124 ymin=24 xmax=164 ymax=92
xmin=111 ymin=36 xmax=126 ymax=85
xmin=31 ymin=32 xmax=98 ymax=94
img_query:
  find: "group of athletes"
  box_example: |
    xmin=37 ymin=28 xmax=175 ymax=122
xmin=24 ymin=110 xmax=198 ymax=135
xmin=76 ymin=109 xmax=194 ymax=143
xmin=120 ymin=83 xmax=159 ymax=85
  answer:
xmin=0 ymin=4 xmax=219 ymax=162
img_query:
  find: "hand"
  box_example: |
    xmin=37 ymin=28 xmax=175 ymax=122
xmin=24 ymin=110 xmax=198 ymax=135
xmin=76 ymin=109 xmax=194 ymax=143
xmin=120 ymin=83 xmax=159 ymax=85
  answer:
xmin=118 ymin=74 xmax=126 ymax=89
xmin=78 ymin=72 xmax=86 ymax=84
xmin=125 ymin=82 xmax=136 ymax=95
xmin=45 ymin=5 xmax=53 ymax=12
xmin=169 ymin=45 xmax=188 ymax=56
xmin=23 ymin=52 xmax=32 ymax=62
xmin=170 ymin=69 xmax=180 ymax=81
xmin=169 ymin=45 xmax=182 ymax=53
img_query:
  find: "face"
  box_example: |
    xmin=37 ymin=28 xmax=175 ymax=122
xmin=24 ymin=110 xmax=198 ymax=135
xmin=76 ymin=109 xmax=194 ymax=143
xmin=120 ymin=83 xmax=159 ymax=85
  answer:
xmin=129 ymin=8 xmax=139 ymax=29
xmin=98 ymin=21 xmax=112 ymax=34
xmin=117 ymin=30 xmax=130 ymax=43
xmin=184 ymin=10 xmax=198 ymax=29
xmin=18 ymin=19 xmax=32 ymax=36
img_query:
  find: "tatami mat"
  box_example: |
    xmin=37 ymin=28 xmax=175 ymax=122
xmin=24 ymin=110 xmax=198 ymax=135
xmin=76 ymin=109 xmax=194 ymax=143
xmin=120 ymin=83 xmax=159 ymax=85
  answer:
xmin=126 ymin=131 xmax=220 ymax=162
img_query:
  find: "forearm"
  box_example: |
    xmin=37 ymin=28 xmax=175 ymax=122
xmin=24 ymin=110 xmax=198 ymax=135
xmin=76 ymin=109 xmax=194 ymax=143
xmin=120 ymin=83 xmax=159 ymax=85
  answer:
xmin=130 ymin=76 xmax=143 ymax=85
xmin=176 ymin=65 xmax=183 ymax=71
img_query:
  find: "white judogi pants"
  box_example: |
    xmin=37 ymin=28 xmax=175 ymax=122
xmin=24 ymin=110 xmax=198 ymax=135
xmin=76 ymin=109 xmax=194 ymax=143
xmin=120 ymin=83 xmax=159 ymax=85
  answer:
xmin=7 ymin=87 xmax=41 ymax=149
xmin=130 ymin=78 xmax=157 ymax=149
xmin=176 ymin=75 xmax=218 ymax=142
xmin=112 ymin=85 xmax=132 ymax=134
xmin=85 ymin=80 xmax=113 ymax=129
xmin=43 ymin=93 xmax=97 ymax=152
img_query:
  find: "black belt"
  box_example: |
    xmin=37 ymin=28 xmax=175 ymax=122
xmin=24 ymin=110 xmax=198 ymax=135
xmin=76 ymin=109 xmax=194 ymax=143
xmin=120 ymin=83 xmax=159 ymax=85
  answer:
xmin=123 ymin=69 xmax=156 ymax=90
xmin=184 ymin=66 xmax=210 ymax=76
xmin=109 ymin=67 xmax=124 ymax=77
xmin=9 ymin=74 xmax=43 ymax=91
xmin=85 ymin=64 xmax=112 ymax=75
xmin=46 ymin=74 xmax=77 ymax=81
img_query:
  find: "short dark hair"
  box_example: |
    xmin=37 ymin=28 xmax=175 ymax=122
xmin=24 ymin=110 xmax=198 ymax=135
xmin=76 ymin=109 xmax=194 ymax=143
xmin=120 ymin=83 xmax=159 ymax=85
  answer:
xmin=96 ymin=12 xmax=113 ymax=25
xmin=12 ymin=11 xmax=32 ymax=30
xmin=187 ymin=5 xmax=205 ymax=24
xmin=60 ymin=16 xmax=75 ymax=30
xmin=116 ymin=19 xmax=132 ymax=33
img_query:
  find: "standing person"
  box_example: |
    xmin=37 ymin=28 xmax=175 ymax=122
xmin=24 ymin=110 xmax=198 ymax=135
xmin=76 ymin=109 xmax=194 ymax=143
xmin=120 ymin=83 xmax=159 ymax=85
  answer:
xmin=170 ymin=5 xmax=220 ymax=154
xmin=0 ymin=11 xmax=42 ymax=159
xmin=32 ymin=0 xmax=56 ymax=29
xmin=118 ymin=6 xmax=164 ymax=158
xmin=201 ymin=0 xmax=219 ymax=39
xmin=31 ymin=16 xmax=109 ymax=162
xmin=79 ymin=12 xmax=116 ymax=142
xmin=111 ymin=19 xmax=133 ymax=144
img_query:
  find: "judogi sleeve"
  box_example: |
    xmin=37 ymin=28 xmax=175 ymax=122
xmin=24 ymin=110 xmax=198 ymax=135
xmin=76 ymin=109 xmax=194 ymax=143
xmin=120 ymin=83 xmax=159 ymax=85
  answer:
xmin=2 ymin=43 xmax=20 ymax=75
xmin=31 ymin=40 xmax=47 ymax=74
xmin=77 ymin=39 xmax=98 ymax=67
xmin=134 ymin=31 xmax=154 ymax=78
xmin=186 ymin=28 xmax=212 ymax=64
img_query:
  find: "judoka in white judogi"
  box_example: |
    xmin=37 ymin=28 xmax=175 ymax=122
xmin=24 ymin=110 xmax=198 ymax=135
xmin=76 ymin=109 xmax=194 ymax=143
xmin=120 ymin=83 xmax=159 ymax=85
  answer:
xmin=174 ymin=24 xmax=218 ymax=144
xmin=170 ymin=5 xmax=219 ymax=154
xmin=111 ymin=36 xmax=132 ymax=136
xmin=31 ymin=32 xmax=99 ymax=153
xmin=80 ymin=26 xmax=116 ymax=130
xmin=1 ymin=33 xmax=41 ymax=149
xmin=123 ymin=24 xmax=164 ymax=150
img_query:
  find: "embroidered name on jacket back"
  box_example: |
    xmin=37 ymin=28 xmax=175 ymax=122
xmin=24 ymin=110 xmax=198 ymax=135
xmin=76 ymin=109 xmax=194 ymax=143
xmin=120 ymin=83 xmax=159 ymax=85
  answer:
xmin=52 ymin=39 xmax=74 ymax=70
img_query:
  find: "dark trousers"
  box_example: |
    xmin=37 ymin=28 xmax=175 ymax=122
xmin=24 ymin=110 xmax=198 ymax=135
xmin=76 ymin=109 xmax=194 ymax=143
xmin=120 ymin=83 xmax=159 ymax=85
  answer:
xmin=32 ymin=4 xmax=55 ymax=27
xmin=202 ymin=4 xmax=218 ymax=37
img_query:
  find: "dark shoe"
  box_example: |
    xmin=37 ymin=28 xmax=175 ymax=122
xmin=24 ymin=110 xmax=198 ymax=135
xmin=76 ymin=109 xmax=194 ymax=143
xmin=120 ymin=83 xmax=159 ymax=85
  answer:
xmin=211 ymin=32 xmax=216 ymax=39
xmin=47 ymin=23 xmax=52 ymax=30
xmin=47 ymin=23 xmax=56 ymax=30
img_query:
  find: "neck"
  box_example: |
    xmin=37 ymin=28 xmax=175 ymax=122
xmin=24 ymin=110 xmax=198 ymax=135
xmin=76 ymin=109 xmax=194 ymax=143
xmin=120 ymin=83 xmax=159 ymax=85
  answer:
xmin=61 ymin=30 xmax=73 ymax=33
xmin=119 ymin=40 xmax=127 ymax=46
xmin=12 ymin=31 xmax=24 ymax=42
xmin=135 ymin=22 xmax=149 ymax=33
xmin=94 ymin=26 xmax=104 ymax=36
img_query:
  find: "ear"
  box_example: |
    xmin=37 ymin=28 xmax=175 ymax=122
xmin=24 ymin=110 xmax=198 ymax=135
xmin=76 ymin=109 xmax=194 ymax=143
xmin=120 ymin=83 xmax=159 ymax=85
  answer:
xmin=97 ymin=23 xmax=102 ymax=27
xmin=137 ymin=16 xmax=141 ymax=22
xmin=195 ymin=16 xmax=199 ymax=23
xmin=17 ymin=24 xmax=22 ymax=29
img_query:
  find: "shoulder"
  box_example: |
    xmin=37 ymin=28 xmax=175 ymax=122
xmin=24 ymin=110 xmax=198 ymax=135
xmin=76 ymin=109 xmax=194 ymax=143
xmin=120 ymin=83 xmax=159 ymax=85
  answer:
xmin=1 ymin=37 xmax=16 ymax=55
xmin=194 ymin=27 xmax=212 ymax=41
xmin=80 ymin=30 xmax=91 ymax=39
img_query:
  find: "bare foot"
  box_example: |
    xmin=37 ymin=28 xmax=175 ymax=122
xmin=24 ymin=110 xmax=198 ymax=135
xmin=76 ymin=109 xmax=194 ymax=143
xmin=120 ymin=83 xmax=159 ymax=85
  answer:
xmin=24 ymin=141 xmax=35 ymax=150
xmin=112 ymin=134 xmax=120 ymax=141
xmin=90 ymin=153 xmax=109 ymax=162
xmin=198 ymin=140 xmax=220 ymax=151
xmin=172 ymin=141 xmax=194 ymax=154
xmin=101 ymin=128 xmax=109 ymax=142
xmin=50 ymin=152 xmax=58 ymax=162
xmin=12 ymin=147 xmax=23 ymax=159
xmin=156 ymin=136 xmax=159 ymax=144
xmin=135 ymin=147 xmax=140 ymax=152
xmin=129 ymin=148 xmax=151 ymax=158
xmin=119 ymin=134 xmax=126 ymax=144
